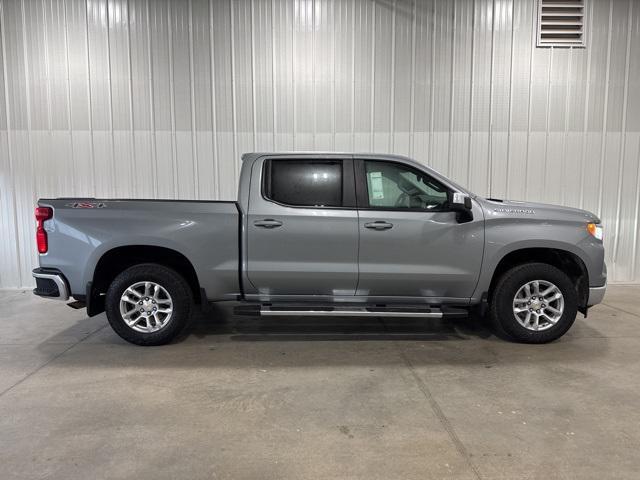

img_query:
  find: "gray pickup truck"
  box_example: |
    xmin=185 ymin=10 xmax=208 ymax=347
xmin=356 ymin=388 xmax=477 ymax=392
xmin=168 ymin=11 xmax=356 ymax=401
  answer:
xmin=33 ymin=153 xmax=606 ymax=345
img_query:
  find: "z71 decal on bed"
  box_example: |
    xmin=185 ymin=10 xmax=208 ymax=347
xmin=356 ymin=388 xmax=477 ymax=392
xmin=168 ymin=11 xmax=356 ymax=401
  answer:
xmin=65 ymin=202 xmax=107 ymax=209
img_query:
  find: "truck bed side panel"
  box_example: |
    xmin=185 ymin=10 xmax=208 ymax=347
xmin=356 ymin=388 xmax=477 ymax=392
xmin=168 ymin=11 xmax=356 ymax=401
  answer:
xmin=37 ymin=199 xmax=240 ymax=301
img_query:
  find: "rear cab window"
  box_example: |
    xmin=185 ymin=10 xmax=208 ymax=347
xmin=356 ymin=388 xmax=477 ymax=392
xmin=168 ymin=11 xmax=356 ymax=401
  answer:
xmin=263 ymin=159 xmax=346 ymax=208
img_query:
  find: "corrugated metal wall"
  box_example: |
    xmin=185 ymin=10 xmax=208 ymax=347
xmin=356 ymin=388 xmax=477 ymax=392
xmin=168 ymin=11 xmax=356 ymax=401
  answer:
xmin=1 ymin=0 xmax=639 ymax=288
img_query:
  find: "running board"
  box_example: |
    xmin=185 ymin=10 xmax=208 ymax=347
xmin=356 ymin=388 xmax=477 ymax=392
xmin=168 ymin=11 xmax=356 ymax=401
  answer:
xmin=233 ymin=305 xmax=468 ymax=319
xmin=261 ymin=307 xmax=442 ymax=318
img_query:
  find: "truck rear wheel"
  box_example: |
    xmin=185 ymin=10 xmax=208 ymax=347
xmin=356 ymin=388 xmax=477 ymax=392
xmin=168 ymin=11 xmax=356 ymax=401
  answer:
xmin=105 ymin=263 xmax=193 ymax=346
xmin=490 ymin=263 xmax=578 ymax=344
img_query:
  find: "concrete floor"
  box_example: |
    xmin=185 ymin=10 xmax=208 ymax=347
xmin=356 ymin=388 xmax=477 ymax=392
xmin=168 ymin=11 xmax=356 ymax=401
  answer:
xmin=0 ymin=288 xmax=639 ymax=479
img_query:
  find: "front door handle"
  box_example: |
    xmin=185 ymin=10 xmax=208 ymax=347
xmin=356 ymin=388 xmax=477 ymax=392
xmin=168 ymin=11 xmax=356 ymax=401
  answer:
xmin=254 ymin=219 xmax=283 ymax=229
xmin=364 ymin=221 xmax=393 ymax=230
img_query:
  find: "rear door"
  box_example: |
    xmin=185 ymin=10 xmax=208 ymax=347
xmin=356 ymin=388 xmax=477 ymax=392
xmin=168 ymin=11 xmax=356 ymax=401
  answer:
xmin=246 ymin=155 xmax=359 ymax=297
xmin=355 ymin=158 xmax=484 ymax=300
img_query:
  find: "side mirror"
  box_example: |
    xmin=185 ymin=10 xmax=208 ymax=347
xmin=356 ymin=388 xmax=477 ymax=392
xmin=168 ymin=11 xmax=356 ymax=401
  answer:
xmin=450 ymin=192 xmax=473 ymax=223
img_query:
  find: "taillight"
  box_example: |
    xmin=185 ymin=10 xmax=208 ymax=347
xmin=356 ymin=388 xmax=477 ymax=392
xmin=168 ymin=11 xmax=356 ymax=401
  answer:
xmin=35 ymin=207 xmax=53 ymax=253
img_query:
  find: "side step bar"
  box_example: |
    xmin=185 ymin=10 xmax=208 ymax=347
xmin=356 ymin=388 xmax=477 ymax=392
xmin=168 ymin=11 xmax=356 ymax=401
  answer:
xmin=235 ymin=305 xmax=468 ymax=319
xmin=261 ymin=307 xmax=443 ymax=318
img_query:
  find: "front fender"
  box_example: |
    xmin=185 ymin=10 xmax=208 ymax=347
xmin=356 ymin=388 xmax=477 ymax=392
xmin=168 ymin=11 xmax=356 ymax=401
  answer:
xmin=472 ymin=231 xmax=605 ymax=302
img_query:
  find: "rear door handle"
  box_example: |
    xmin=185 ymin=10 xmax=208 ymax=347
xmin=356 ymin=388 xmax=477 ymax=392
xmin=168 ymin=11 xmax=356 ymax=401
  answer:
xmin=364 ymin=221 xmax=393 ymax=230
xmin=254 ymin=219 xmax=283 ymax=229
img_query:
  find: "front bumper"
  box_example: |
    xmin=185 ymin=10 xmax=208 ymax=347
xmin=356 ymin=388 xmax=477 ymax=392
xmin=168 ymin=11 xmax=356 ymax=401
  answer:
xmin=587 ymin=282 xmax=606 ymax=307
xmin=32 ymin=268 xmax=70 ymax=301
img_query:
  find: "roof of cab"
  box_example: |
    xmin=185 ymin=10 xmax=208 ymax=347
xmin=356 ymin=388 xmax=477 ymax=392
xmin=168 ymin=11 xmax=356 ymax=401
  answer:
xmin=241 ymin=152 xmax=415 ymax=162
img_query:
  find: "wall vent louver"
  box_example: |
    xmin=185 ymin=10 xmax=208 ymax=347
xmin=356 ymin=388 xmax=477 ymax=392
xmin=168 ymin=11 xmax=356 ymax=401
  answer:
xmin=537 ymin=0 xmax=585 ymax=47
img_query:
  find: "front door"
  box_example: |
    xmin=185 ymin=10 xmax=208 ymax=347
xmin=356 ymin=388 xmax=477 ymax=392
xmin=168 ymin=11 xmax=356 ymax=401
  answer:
xmin=246 ymin=156 xmax=359 ymax=297
xmin=355 ymin=159 xmax=484 ymax=300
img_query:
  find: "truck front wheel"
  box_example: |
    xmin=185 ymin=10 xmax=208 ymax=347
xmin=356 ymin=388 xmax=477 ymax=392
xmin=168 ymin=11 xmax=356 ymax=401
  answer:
xmin=105 ymin=263 xmax=193 ymax=346
xmin=490 ymin=262 xmax=578 ymax=343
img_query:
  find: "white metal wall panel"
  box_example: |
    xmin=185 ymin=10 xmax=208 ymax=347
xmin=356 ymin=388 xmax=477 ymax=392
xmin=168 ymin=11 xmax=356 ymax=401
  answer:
xmin=1 ymin=0 xmax=639 ymax=288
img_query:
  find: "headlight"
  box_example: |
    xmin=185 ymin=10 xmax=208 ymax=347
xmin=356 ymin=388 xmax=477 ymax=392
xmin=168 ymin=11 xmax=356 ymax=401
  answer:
xmin=587 ymin=223 xmax=603 ymax=241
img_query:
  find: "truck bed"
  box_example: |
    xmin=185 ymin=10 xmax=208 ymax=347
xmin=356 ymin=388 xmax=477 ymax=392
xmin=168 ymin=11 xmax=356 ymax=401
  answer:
xmin=37 ymin=198 xmax=241 ymax=302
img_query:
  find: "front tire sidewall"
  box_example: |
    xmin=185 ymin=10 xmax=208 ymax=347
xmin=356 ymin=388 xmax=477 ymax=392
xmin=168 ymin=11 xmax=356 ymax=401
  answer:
xmin=105 ymin=264 xmax=192 ymax=346
xmin=491 ymin=263 xmax=578 ymax=344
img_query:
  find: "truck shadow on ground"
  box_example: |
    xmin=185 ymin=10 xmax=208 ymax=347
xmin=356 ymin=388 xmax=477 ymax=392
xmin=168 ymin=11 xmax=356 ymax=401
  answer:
xmin=185 ymin=305 xmax=495 ymax=342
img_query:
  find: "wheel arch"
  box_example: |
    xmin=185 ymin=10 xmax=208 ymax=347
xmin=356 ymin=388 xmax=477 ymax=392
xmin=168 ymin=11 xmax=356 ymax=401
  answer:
xmin=87 ymin=245 xmax=202 ymax=316
xmin=487 ymin=247 xmax=589 ymax=312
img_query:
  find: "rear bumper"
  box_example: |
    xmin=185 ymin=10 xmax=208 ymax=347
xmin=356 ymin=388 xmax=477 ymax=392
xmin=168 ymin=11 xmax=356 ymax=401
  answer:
xmin=587 ymin=282 xmax=606 ymax=307
xmin=32 ymin=268 xmax=70 ymax=301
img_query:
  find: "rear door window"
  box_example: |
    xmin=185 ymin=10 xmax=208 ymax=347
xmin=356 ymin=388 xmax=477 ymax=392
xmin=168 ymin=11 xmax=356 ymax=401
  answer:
xmin=264 ymin=159 xmax=343 ymax=207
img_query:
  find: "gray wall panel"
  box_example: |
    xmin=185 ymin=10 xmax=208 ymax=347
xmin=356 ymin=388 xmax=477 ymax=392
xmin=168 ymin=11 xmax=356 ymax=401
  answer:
xmin=1 ymin=0 xmax=639 ymax=287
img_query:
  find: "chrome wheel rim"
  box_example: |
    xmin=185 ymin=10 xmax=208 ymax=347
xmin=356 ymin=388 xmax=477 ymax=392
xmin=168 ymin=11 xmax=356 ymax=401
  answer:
xmin=512 ymin=280 xmax=564 ymax=331
xmin=119 ymin=281 xmax=173 ymax=333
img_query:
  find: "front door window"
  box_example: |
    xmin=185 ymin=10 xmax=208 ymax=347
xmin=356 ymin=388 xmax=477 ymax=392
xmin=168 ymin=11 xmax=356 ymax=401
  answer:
xmin=364 ymin=161 xmax=449 ymax=211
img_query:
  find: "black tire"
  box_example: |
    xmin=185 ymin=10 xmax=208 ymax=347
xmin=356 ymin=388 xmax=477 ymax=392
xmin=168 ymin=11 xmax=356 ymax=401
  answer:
xmin=489 ymin=262 xmax=578 ymax=344
xmin=105 ymin=263 xmax=193 ymax=346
